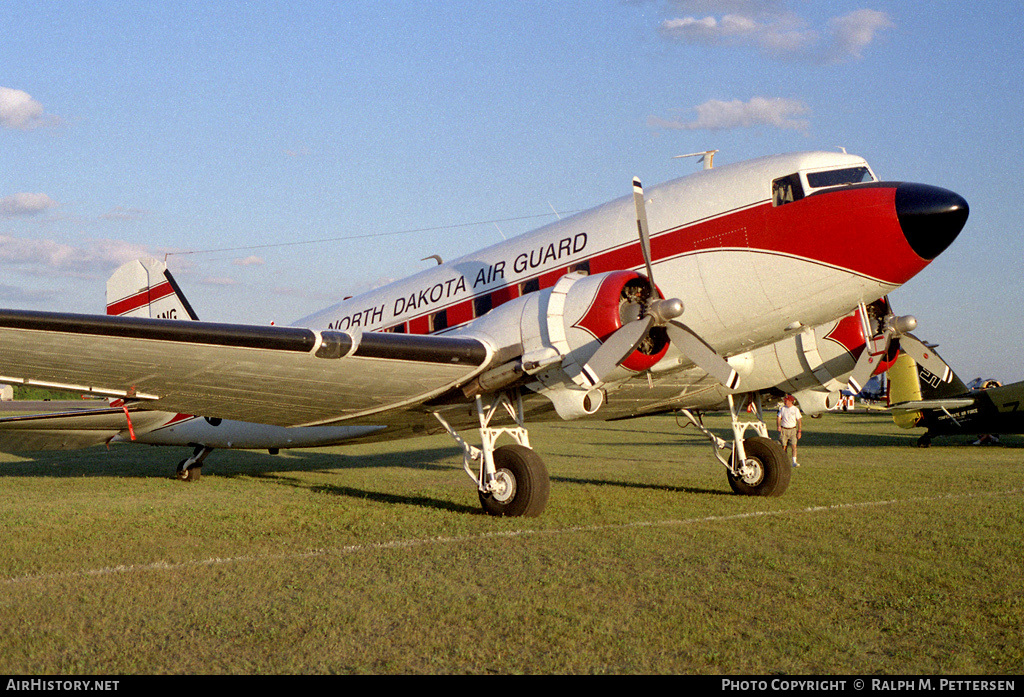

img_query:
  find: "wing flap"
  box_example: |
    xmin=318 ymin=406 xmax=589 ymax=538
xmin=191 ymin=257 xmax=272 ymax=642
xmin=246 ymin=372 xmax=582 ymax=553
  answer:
xmin=0 ymin=407 xmax=166 ymax=451
xmin=0 ymin=310 xmax=493 ymax=427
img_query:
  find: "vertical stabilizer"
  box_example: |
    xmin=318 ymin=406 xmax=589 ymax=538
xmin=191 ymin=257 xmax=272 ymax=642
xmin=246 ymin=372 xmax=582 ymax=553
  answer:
xmin=888 ymin=354 xmax=923 ymax=405
xmin=888 ymin=353 xmax=924 ymax=429
xmin=106 ymin=258 xmax=199 ymax=320
xmin=888 ymin=348 xmax=969 ymax=429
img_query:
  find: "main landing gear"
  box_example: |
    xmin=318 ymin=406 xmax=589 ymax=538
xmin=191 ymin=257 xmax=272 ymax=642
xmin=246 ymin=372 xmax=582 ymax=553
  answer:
xmin=434 ymin=390 xmax=550 ymax=517
xmin=677 ymin=393 xmax=790 ymax=497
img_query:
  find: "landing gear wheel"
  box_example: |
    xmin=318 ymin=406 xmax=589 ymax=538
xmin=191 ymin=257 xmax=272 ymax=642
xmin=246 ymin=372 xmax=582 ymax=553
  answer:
xmin=175 ymin=459 xmax=201 ymax=482
xmin=727 ymin=436 xmax=790 ymax=497
xmin=478 ymin=444 xmax=550 ymax=517
xmin=917 ymin=434 xmax=931 ymax=448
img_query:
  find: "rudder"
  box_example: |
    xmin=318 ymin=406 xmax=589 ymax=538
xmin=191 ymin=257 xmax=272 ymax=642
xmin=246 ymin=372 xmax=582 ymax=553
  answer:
xmin=106 ymin=258 xmax=198 ymax=321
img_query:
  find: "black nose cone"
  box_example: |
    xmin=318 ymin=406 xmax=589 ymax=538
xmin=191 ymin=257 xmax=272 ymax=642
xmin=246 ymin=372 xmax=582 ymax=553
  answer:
xmin=896 ymin=182 xmax=969 ymax=260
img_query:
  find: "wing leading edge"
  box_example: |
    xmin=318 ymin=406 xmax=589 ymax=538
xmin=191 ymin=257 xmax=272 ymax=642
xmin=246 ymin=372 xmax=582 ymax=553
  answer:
xmin=0 ymin=309 xmax=493 ymax=427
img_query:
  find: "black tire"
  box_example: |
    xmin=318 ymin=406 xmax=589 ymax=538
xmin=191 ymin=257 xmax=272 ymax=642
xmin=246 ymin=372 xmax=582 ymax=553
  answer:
xmin=175 ymin=459 xmax=201 ymax=482
xmin=478 ymin=444 xmax=550 ymax=517
xmin=727 ymin=436 xmax=790 ymax=497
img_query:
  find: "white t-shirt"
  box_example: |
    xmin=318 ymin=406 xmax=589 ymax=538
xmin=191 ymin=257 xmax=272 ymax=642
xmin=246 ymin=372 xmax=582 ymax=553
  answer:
xmin=778 ymin=404 xmax=801 ymax=429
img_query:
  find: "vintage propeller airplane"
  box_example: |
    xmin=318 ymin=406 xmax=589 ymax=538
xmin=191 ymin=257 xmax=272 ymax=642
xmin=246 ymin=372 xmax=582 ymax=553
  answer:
xmin=887 ymin=350 xmax=1024 ymax=448
xmin=0 ymin=151 xmax=969 ymax=516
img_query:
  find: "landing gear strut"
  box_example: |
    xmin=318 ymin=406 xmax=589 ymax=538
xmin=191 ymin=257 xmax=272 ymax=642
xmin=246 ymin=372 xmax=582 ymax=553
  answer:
xmin=677 ymin=393 xmax=790 ymax=497
xmin=176 ymin=445 xmax=213 ymax=482
xmin=434 ymin=390 xmax=550 ymax=517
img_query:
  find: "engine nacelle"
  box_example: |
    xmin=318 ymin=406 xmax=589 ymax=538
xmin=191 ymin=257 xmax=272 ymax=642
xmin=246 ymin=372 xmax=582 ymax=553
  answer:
xmin=727 ymin=303 xmax=889 ymax=414
xmin=458 ymin=270 xmax=670 ymax=419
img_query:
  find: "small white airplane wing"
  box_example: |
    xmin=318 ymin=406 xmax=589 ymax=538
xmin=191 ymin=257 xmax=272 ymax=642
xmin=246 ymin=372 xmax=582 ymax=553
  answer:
xmin=0 ymin=309 xmax=493 ymax=428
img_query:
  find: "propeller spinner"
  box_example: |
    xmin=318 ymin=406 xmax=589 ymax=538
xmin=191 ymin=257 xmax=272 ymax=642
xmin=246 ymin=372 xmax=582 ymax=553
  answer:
xmin=581 ymin=178 xmax=740 ymax=391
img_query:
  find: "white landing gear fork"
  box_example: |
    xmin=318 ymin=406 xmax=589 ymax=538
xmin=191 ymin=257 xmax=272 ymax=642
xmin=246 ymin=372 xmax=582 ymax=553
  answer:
xmin=676 ymin=393 xmax=790 ymax=497
xmin=434 ymin=389 xmax=550 ymax=517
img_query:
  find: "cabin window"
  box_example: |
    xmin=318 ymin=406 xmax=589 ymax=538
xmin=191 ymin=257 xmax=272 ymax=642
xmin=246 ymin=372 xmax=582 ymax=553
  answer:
xmin=806 ymin=166 xmax=874 ymax=189
xmin=473 ymin=294 xmax=493 ymax=318
xmin=383 ymin=323 xmax=406 ymax=333
xmin=519 ymin=278 xmax=540 ymax=295
xmin=568 ymin=260 xmax=590 ymax=275
xmin=772 ymin=174 xmax=804 ymax=206
xmin=430 ymin=309 xmax=448 ymax=332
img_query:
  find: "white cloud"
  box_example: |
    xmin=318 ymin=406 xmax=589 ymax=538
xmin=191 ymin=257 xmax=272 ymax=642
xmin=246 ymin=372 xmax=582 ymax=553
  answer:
xmin=0 ymin=87 xmax=58 ymax=130
xmin=827 ymin=9 xmax=894 ymax=62
xmin=0 ymin=193 xmax=59 ymax=217
xmin=232 ymin=255 xmax=265 ymax=267
xmin=660 ymin=14 xmax=761 ymax=43
xmin=0 ymin=235 xmax=152 ymax=274
xmin=649 ymin=96 xmax=811 ymax=132
xmin=656 ymin=3 xmax=892 ymax=63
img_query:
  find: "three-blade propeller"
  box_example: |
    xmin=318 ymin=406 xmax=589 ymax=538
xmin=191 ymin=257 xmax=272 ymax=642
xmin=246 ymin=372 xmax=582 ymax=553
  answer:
xmin=581 ymin=178 xmax=740 ymax=391
xmin=845 ymin=313 xmax=952 ymax=394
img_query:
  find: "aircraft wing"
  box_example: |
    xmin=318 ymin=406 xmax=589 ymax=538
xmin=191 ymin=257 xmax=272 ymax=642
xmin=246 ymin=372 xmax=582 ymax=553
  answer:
xmin=0 ymin=407 xmax=169 ymax=451
xmin=0 ymin=309 xmax=493 ymax=428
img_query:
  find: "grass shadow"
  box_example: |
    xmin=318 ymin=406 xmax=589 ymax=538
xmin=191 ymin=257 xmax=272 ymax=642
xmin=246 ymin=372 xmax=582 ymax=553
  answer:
xmin=0 ymin=444 xmax=465 ymax=480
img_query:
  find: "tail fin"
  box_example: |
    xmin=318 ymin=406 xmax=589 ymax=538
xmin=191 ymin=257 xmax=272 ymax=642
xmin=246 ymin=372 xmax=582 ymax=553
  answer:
xmin=889 ymin=347 xmax=968 ymax=405
xmin=888 ymin=347 xmax=969 ymax=429
xmin=106 ymin=258 xmax=198 ymax=321
xmin=887 ymin=353 xmax=923 ymax=408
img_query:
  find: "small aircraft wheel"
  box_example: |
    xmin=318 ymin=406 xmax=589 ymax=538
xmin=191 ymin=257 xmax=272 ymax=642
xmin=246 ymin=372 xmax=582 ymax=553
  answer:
xmin=917 ymin=434 xmax=931 ymax=448
xmin=478 ymin=444 xmax=550 ymax=517
xmin=175 ymin=459 xmax=201 ymax=482
xmin=727 ymin=436 xmax=790 ymax=497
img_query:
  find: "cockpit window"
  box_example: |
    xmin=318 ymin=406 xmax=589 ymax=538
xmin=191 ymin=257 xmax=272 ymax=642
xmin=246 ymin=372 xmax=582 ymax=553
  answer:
xmin=772 ymin=173 xmax=804 ymax=207
xmin=805 ymin=166 xmax=874 ymax=189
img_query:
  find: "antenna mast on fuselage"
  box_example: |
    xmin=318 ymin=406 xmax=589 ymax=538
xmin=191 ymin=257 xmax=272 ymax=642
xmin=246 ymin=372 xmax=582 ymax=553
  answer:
xmin=673 ymin=150 xmax=718 ymax=170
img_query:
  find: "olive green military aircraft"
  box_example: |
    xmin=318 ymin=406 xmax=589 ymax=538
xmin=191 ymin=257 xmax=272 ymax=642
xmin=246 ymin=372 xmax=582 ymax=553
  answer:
xmin=888 ymin=352 xmax=1023 ymax=447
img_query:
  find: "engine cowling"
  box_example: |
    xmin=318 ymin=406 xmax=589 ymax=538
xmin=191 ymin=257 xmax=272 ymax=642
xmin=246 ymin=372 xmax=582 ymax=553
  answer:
xmin=727 ymin=302 xmax=892 ymax=414
xmin=522 ymin=270 xmax=671 ymax=418
xmin=458 ymin=270 xmax=671 ymax=419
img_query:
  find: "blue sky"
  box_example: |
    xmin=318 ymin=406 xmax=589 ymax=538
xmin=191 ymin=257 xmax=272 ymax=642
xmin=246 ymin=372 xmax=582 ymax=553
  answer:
xmin=2 ymin=1 xmax=1022 ymax=382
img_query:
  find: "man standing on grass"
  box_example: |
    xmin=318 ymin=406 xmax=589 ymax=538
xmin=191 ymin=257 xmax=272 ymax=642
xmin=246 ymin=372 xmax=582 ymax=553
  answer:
xmin=777 ymin=395 xmax=802 ymax=468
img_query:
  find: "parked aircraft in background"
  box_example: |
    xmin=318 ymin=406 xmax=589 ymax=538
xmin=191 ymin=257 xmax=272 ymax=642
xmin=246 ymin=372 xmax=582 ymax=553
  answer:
xmin=888 ymin=352 xmax=1023 ymax=447
xmin=0 ymin=151 xmax=969 ymax=516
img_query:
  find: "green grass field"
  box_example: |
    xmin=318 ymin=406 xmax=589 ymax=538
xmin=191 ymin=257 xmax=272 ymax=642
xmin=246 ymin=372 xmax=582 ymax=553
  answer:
xmin=0 ymin=411 xmax=1021 ymax=674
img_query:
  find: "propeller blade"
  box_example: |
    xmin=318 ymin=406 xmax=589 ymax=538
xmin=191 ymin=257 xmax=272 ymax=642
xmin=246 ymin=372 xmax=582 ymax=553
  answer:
xmin=632 ymin=177 xmax=656 ymax=294
xmin=845 ymin=347 xmax=880 ymax=394
xmin=846 ymin=329 xmax=894 ymax=393
xmin=580 ymin=315 xmax=654 ymax=387
xmin=666 ymin=321 xmax=740 ymax=390
xmin=898 ymin=333 xmax=953 ymax=383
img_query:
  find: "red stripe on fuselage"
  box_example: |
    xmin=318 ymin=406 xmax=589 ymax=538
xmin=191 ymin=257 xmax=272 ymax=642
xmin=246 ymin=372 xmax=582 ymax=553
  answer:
xmin=390 ymin=185 xmax=921 ymax=335
xmin=106 ymin=281 xmax=176 ymax=316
